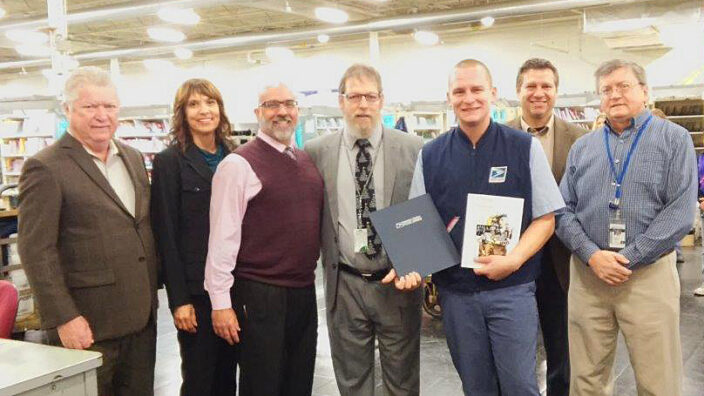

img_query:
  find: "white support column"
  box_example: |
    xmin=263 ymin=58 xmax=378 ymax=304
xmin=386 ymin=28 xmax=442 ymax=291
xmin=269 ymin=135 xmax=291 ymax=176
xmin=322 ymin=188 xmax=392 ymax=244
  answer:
xmin=369 ymin=31 xmax=380 ymax=66
xmin=46 ymin=0 xmax=68 ymax=96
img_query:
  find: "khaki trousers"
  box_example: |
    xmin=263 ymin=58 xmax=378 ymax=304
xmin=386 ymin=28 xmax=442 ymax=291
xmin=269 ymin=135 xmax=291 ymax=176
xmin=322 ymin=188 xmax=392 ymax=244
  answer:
xmin=568 ymin=252 xmax=682 ymax=396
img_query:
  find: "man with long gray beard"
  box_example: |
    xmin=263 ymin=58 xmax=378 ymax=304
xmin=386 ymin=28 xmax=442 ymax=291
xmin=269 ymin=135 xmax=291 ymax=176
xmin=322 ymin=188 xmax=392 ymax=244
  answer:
xmin=204 ymin=82 xmax=324 ymax=396
xmin=305 ymin=64 xmax=423 ymax=396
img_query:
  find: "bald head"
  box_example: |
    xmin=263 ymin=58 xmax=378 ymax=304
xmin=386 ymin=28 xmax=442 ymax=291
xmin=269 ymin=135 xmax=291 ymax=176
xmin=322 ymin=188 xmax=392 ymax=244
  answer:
xmin=448 ymin=59 xmax=493 ymax=90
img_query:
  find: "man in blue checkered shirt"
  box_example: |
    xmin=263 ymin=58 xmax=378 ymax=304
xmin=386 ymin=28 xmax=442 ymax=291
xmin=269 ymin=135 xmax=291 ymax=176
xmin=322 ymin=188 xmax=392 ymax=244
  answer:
xmin=556 ymin=59 xmax=697 ymax=396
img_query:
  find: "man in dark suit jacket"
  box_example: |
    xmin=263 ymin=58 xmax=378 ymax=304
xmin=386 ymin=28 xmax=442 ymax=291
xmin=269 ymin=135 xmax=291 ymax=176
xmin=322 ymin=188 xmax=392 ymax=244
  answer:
xmin=505 ymin=58 xmax=587 ymax=396
xmin=305 ymin=64 xmax=423 ymax=396
xmin=18 ymin=66 xmax=158 ymax=396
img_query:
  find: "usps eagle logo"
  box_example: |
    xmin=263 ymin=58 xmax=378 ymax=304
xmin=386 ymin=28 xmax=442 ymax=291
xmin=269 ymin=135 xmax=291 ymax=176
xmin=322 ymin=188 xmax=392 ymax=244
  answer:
xmin=489 ymin=166 xmax=507 ymax=183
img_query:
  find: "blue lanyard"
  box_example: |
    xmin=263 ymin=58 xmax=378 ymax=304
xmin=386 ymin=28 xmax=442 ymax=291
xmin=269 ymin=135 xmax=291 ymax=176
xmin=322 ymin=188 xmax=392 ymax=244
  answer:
xmin=604 ymin=115 xmax=652 ymax=209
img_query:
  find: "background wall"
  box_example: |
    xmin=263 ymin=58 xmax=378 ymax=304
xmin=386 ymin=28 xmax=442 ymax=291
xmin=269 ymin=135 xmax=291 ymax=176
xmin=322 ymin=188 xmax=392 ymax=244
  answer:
xmin=0 ymin=17 xmax=701 ymax=124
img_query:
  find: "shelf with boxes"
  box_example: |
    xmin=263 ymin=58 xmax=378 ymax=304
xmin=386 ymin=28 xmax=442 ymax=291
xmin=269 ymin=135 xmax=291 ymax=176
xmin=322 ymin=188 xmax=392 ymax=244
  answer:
xmin=553 ymin=105 xmax=600 ymax=130
xmin=115 ymin=106 xmax=172 ymax=172
xmin=0 ymin=114 xmax=57 ymax=187
xmin=314 ymin=115 xmax=344 ymax=135
xmin=0 ymin=232 xmax=40 ymax=332
xmin=654 ymin=97 xmax=704 ymax=151
xmin=399 ymin=111 xmax=444 ymax=141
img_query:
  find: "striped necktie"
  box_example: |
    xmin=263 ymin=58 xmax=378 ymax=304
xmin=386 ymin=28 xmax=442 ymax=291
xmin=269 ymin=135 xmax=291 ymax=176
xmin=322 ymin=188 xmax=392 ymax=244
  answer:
xmin=284 ymin=147 xmax=296 ymax=161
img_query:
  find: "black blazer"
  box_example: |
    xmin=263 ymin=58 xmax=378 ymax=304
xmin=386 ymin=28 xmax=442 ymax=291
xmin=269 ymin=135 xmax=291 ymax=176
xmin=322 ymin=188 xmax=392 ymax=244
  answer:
xmin=150 ymin=143 xmax=232 ymax=311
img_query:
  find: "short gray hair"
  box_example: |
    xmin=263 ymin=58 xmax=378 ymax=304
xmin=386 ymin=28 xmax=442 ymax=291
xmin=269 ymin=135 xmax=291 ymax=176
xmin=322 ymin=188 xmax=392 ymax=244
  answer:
xmin=594 ymin=59 xmax=647 ymax=92
xmin=63 ymin=66 xmax=115 ymax=106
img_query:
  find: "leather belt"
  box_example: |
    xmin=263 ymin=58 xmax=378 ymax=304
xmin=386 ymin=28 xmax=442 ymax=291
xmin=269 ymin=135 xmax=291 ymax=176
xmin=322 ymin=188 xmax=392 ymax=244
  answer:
xmin=338 ymin=262 xmax=389 ymax=282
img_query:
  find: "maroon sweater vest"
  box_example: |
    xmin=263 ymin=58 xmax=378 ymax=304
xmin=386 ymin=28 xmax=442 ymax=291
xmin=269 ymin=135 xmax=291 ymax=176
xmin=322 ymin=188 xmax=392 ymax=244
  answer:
xmin=234 ymin=138 xmax=323 ymax=288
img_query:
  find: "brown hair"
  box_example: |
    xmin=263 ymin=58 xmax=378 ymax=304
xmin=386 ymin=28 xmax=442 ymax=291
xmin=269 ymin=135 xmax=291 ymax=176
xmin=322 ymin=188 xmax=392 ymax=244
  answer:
xmin=170 ymin=78 xmax=235 ymax=152
xmin=338 ymin=64 xmax=383 ymax=94
xmin=516 ymin=58 xmax=559 ymax=90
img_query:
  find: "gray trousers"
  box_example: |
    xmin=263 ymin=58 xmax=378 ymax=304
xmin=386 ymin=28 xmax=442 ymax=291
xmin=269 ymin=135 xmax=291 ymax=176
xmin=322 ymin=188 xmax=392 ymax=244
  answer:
xmin=327 ymin=270 xmax=422 ymax=396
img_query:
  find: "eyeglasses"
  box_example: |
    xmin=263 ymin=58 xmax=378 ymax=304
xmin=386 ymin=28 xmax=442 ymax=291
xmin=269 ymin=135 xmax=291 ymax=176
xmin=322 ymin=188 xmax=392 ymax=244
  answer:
xmin=259 ymin=100 xmax=298 ymax=110
xmin=599 ymin=82 xmax=643 ymax=98
xmin=342 ymin=92 xmax=381 ymax=104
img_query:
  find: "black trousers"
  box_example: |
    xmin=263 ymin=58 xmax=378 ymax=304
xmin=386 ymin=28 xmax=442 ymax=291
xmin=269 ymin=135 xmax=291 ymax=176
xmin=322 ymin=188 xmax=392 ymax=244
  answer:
xmin=232 ymin=278 xmax=317 ymax=396
xmin=177 ymin=294 xmax=239 ymax=396
xmin=536 ymin=253 xmax=570 ymax=396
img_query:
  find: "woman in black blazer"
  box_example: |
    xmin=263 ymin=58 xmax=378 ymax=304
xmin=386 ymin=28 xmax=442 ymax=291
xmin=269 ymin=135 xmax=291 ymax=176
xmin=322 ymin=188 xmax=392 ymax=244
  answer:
xmin=151 ymin=79 xmax=238 ymax=396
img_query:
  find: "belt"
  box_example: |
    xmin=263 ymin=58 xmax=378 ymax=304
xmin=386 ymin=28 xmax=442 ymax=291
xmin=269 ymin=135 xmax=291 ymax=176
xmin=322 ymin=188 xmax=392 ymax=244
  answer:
xmin=338 ymin=262 xmax=390 ymax=282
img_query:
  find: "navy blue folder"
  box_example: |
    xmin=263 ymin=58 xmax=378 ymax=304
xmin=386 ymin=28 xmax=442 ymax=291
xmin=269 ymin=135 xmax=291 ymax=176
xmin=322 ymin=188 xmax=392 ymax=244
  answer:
xmin=370 ymin=194 xmax=460 ymax=277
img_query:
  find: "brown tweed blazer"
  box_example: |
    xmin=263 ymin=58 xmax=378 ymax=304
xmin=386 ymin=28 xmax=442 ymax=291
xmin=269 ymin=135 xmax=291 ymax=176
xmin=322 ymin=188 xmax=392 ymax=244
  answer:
xmin=18 ymin=132 xmax=158 ymax=341
xmin=505 ymin=116 xmax=587 ymax=290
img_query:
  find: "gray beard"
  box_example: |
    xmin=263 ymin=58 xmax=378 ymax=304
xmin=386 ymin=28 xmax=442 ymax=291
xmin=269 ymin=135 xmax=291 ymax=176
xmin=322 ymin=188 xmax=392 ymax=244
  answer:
xmin=272 ymin=127 xmax=294 ymax=144
xmin=344 ymin=120 xmax=380 ymax=139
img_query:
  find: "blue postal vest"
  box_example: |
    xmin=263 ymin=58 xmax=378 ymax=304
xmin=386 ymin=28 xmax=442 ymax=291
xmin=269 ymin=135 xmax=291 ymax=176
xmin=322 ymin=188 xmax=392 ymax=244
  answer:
xmin=423 ymin=121 xmax=540 ymax=293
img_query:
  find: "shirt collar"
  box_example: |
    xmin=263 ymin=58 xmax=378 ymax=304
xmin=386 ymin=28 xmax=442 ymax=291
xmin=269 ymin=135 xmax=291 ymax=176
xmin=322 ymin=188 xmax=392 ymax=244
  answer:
xmin=604 ymin=109 xmax=651 ymax=138
xmin=456 ymin=119 xmax=495 ymax=148
xmin=342 ymin=123 xmax=383 ymax=150
xmin=68 ymin=129 xmax=120 ymax=160
xmin=256 ymin=130 xmax=294 ymax=153
xmin=520 ymin=114 xmax=554 ymax=134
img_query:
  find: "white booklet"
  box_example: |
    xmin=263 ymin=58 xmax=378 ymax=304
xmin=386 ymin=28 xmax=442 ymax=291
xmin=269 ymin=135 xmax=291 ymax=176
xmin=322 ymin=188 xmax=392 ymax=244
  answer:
xmin=461 ymin=193 xmax=524 ymax=268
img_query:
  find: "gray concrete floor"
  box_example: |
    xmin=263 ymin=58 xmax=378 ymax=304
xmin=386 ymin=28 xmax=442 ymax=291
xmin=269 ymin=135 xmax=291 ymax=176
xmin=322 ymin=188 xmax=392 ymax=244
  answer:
xmin=154 ymin=247 xmax=704 ymax=395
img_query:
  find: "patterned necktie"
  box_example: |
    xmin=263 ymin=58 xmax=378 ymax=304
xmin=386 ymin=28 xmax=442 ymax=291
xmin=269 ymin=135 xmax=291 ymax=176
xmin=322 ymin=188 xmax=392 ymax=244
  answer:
xmin=527 ymin=126 xmax=549 ymax=136
xmin=284 ymin=147 xmax=296 ymax=161
xmin=355 ymin=139 xmax=382 ymax=258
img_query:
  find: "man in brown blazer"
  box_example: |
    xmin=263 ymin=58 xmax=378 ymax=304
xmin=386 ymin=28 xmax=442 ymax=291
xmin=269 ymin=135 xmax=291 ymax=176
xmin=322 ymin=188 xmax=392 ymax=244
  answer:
xmin=18 ymin=66 xmax=158 ymax=396
xmin=505 ymin=58 xmax=586 ymax=396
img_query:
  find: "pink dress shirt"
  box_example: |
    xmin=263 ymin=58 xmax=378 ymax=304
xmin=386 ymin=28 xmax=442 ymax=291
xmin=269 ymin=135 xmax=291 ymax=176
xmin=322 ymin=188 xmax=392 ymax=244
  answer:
xmin=204 ymin=132 xmax=292 ymax=310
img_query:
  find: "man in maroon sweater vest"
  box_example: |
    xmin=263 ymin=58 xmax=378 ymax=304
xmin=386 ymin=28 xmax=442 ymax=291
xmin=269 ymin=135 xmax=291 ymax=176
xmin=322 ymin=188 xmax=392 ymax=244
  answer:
xmin=204 ymin=82 xmax=324 ymax=396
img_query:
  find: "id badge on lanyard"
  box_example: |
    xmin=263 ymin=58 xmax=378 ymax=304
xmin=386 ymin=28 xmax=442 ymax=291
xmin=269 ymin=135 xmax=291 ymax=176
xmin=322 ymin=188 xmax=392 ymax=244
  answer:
xmin=604 ymin=115 xmax=652 ymax=250
xmin=608 ymin=210 xmax=626 ymax=249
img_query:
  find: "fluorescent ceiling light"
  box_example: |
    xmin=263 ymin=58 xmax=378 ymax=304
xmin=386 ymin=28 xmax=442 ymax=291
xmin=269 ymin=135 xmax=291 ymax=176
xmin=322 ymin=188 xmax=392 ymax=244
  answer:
xmin=143 ymin=58 xmax=174 ymax=71
xmin=157 ymin=7 xmax=200 ymax=25
xmin=481 ymin=16 xmax=495 ymax=27
xmin=414 ymin=30 xmax=439 ymax=46
xmin=147 ymin=27 xmax=185 ymax=43
xmin=174 ymin=47 xmax=193 ymax=59
xmin=317 ymin=34 xmax=330 ymax=43
xmin=6 ymin=29 xmax=49 ymax=44
xmin=15 ymin=44 xmax=51 ymax=57
xmin=265 ymin=46 xmax=294 ymax=61
xmin=314 ymin=7 xmax=349 ymax=24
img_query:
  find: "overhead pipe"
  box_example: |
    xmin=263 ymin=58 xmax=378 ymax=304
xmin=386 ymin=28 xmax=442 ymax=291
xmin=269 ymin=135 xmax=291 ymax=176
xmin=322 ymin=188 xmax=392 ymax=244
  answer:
xmin=0 ymin=0 xmax=629 ymax=71
xmin=0 ymin=0 xmax=235 ymax=31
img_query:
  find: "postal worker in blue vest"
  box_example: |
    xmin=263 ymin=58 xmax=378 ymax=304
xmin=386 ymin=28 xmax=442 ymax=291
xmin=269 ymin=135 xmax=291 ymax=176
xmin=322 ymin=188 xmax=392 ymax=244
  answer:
xmin=409 ymin=59 xmax=565 ymax=395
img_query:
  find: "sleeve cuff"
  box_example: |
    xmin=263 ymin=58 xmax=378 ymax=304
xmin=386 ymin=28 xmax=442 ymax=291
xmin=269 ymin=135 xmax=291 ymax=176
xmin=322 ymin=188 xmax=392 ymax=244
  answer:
xmin=209 ymin=291 xmax=233 ymax=310
xmin=575 ymin=243 xmax=601 ymax=265
xmin=619 ymin=245 xmax=642 ymax=268
xmin=167 ymin=296 xmax=192 ymax=313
